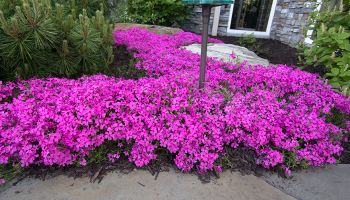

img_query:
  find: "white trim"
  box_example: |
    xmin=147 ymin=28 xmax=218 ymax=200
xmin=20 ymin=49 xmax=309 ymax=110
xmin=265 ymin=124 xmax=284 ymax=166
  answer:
xmin=304 ymin=0 xmax=323 ymax=45
xmin=226 ymin=0 xmax=278 ymax=38
xmin=211 ymin=6 xmax=221 ymax=36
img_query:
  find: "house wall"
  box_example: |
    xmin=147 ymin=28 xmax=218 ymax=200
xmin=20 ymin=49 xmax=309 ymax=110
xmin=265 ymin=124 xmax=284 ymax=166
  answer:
xmin=270 ymin=0 xmax=318 ymax=47
xmin=181 ymin=0 xmax=318 ymax=47
xmin=182 ymin=5 xmax=232 ymax=37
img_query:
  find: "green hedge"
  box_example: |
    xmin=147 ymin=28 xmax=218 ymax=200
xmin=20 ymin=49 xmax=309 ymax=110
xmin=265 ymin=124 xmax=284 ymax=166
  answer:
xmin=0 ymin=0 xmax=114 ymax=81
xmin=128 ymin=0 xmax=189 ymax=26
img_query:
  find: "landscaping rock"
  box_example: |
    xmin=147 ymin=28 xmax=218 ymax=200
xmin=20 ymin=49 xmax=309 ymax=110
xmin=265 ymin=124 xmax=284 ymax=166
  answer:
xmin=182 ymin=43 xmax=270 ymax=66
xmin=115 ymin=23 xmax=183 ymax=35
xmin=262 ymin=164 xmax=350 ymax=200
xmin=0 ymin=170 xmax=295 ymax=200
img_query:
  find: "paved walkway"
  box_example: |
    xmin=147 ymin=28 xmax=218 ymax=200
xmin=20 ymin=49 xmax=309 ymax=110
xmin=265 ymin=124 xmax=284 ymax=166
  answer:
xmin=262 ymin=164 xmax=350 ymax=200
xmin=2 ymin=165 xmax=350 ymax=200
xmin=0 ymin=169 xmax=295 ymax=200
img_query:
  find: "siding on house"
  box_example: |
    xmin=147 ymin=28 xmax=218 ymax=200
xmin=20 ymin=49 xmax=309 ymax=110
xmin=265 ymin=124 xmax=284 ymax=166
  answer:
xmin=181 ymin=0 xmax=319 ymax=47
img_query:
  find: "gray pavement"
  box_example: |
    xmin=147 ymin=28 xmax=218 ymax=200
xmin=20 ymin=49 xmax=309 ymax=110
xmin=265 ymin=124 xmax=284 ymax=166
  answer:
xmin=1 ymin=165 xmax=349 ymax=200
xmin=0 ymin=169 xmax=295 ymax=200
xmin=262 ymin=164 xmax=350 ymax=200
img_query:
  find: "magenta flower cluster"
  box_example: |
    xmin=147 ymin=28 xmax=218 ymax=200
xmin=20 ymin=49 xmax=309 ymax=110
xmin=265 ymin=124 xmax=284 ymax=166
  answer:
xmin=0 ymin=28 xmax=349 ymax=178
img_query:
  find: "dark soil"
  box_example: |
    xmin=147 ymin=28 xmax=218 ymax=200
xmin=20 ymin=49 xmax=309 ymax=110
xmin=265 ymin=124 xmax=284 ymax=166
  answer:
xmin=214 ymin=36 xmax=330 ymax=78
xmin=339 ymin=144 xmax=350 ymax=164
xmin=6 ymin=147 xmax=261 ymax=187
xmin=215 ymin=36 xmax=298 ymax=66
xmin=110 ymin=46 xmax=147 ymax=80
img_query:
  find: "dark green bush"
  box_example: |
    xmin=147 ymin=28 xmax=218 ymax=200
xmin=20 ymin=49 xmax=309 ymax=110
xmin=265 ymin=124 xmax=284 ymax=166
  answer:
xmin=110 ymin=0 xmax=133 ymax=23
xmin=300 ymin=0 xmax=350 ymax=95
xmin=0 ymin=0 xmax=114 ymax=80
xmin=238 ymin=33 xmax=256 ymax=47
xmin=128 ymin=0 xmax=189 ymax=26
xmin=54 ymin=0 xmax=112 ymax=17
xmin=0 ymin=0 xmax=21 ymax=18
xmin=0 ymin=0 xmax=116 ymax=19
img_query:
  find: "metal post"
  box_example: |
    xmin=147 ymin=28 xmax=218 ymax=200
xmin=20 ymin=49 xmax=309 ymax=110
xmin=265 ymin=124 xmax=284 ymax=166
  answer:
xmin=199 ymin=4 xmax=211 ymax=89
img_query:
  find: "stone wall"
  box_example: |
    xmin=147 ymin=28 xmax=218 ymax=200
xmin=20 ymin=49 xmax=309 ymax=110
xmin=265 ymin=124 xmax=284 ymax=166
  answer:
xmin=181 ymin=0 xmax=318 ymax=47
xmin=181 ymin=6 xmax=214 ymax=35
xmin=181 ymin=5 xmax=231 ymax=36
xmin=270 ymin=0 xmax=317 ymax=47
xmin=217 ymin=6 xmax=233 ymax=36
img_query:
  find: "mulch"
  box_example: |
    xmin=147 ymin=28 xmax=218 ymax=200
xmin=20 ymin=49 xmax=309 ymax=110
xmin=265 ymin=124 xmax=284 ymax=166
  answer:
xmin=214 ymin=36 xmax=298 ymax=66
xmin=8 ymin=147 xmax=261 ymax=186
xmin=340 ymin=142 xmax=350 ymax=164
xmin=214 ymin=36 xmax=330 ymax=76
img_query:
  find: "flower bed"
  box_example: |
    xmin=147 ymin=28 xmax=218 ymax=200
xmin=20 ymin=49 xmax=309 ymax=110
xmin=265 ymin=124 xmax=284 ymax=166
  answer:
xmin=0 ymin=28 xmax=349 ymax=182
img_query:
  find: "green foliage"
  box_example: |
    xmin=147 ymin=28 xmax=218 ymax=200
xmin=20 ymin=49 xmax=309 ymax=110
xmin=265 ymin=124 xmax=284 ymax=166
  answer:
xmin=86 ymin=140 xmax=131 ymax=165
xmin=308 ymin=0 xmax=349 ymax=33
xmin=111 ymin=46 xmax=147 ymax=79
xmin=326 ymin=108 xmax=350 ymax=130
xmin=127 ymin=0 xmax=189 ymax=26
xmin=301 ymin=0 xmax=350 ymax=95
xmin=87 ymin=142 xmax=113 ymax=164
xmin=237 ymin=33 xmax=264 ymax=55
xmin=238 ymin=33 xmax=257 ymax=47
xmin=110 ymin=0 xmax=133 ymax=23
xmin=0 ymin=163 xmax=23 ymax=184
xmin=0 ymin=0 xmax=114 ymax=19
xmin=53 ymin=0 xmax=110 ymax=17
xmin=0 ymin=0 xmax=114 ymax=80
xmin=325 ymin=108 xmax=350 ymax=152
xmin=0 ymin=0 xmax=21 ymax=18
xmin=283 ymin=150 xmax=309 ymax=169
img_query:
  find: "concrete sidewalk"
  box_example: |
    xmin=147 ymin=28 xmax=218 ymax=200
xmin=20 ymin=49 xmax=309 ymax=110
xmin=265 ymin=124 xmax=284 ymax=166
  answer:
xmin=0 ymin=169 xmax=295 ymax=200
xmin=2 ymin=165 xmax=349 ymax=200
xmin=262 ymin=164 xmax=350 ymax=200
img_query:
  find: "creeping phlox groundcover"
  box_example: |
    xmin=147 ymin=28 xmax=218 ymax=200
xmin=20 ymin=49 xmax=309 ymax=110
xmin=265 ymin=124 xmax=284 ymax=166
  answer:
xmin=0 ymin=28 xmax=349 ymax=182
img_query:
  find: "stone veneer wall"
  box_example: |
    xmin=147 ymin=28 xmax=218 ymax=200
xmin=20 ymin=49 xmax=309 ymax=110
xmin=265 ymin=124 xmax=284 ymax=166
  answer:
xmin=181 ymin=0 xmax=318 ymax=47
xmin=181 ymin=6 xmax=215 ymax=36
xmin=181 ymin=5 xmax=232 ymax=37
xmin=270 ymin=0 xmax=318 ymax=47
